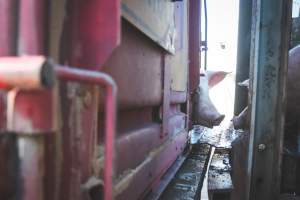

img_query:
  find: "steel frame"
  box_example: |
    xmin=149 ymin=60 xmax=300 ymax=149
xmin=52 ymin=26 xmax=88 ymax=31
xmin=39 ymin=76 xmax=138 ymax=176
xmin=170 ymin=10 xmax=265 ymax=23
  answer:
xmin=247 ymin=0 xmax=292 ymax=199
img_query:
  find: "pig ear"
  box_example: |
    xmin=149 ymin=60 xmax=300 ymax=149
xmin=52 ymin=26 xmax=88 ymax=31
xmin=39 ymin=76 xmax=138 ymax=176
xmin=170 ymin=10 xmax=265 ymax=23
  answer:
xmin=238 ymin=79 xmax=249 ymax=88
xmin=207 ymin=71 xmax=230 ymax=88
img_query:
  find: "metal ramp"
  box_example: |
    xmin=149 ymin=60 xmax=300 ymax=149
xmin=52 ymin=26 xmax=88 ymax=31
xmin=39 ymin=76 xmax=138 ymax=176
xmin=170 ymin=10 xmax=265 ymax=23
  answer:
xmin=151 ymin=124 xmax=242 ymax=200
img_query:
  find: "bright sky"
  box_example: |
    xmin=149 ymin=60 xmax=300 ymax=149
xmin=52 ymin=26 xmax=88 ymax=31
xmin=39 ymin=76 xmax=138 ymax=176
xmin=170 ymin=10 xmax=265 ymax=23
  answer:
xmin=293 ymin=0 xmax=300 ymax=17
xmin=202 ymin=0 xmax=239 ymax=72
xmin=203 ymin=0 xmax=240 ymax=120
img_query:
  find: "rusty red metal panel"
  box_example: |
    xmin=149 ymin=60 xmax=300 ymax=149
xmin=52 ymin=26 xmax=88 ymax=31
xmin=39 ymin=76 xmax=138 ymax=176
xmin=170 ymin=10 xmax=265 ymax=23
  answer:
xmin=116 ymin=108 xmax=154 ymax=134
xmin=56 ymin=67 xmax=117 ymax=200
xmin=58 ymin=82 xmax=99 ymax=200
xmin=0 ymin=0 xmax=17 ymax=56
xmin=115 ymin=124 xmax=162 ymax=176
xmin=12 ymin=91 xmax=55 ymax=133
xmin=61 ymin=0 xmax=120 ymax=70
xmin=58 ymin=1 xmax=120 ymax=200
xmin=103 ymin=20 xmax=163 ymax=109
xmin=114 ymin=131 xmax=188 ymax=200
xmin=18 ymin=0 xmax=45 ymax=55
xmin=188 ymin=0 xmax=201 ymax=92
xmin=4 ymin=1 xmax=55 ymax=200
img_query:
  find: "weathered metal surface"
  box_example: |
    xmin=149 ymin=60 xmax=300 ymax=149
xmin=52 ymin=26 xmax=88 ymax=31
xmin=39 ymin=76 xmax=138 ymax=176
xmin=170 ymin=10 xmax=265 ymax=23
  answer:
xmin=61 ymin=0 xmax=120 ymax=70
xmin=167 ymin=111 xmax=186 ymax=138
xmin=188 ymin=0 xmax=201 ymax=93
xmin=9 ymin=2 xmax=57 ymax=200
xmin=291 ymin=17 xmax=300 ymax=48
xmin=191 ymin=125 xmax=243 ymax=149
xmin=162 ymin=55 xmax=171 ymax=138
xmin=121 ymin=0 xmax=176 ymax=53
xmin=58 ymin=1 xmax=120 ymax=200
xmin=114 ymin=131 xmax=188 ymax=200
xmin=56 ymin=67 xmax=117 ymax=200
xmin=58 ymin=82 xmax=99 ymax=200
xmin=95 ymin=123 xmax=161 ymax=177
xmin=18 ymin=136 xmax=45 ymax=200
xmin=159 ymin=144 xmax=211 ymax=200
xmin=115 ymin=110 xmax=185 ymax=176
xmin=48 ymin=0 xmax=66 ymax=62
xmin=170 ymin=91 xmax=187 ymax=104
xmin=208 ymin=150 xmax=233 ymax=199
xmin=18 ymin=0 xmax=45 ymax=55
xmin=279 ymin=194 xmax=300 ymax=200
xmin=281 ymin=150 xmax=300 ymax=194
xmin=170 ymin=1 xmax=188 ymax=92
xmin=0 ymin=0 xmax=17 ymax=56
xmin=247 ymin=0 xmax=291 ymax=199
xmin=144 ymin=154 xmax=188 ymax=200
xmin=187 ymin=0 xmax=201 ymax=130
xmin=11 ymin=90 xmax=56 ymax=133
xmin=234 ymin=0 xmax=252 ymax=115
xmin=230 ymin=131 xmax=250 ymax=200
xmin=103 ymin=20 xmax=163 ymax=109
xmin=0 ymin=135 xmax=18 ymax=200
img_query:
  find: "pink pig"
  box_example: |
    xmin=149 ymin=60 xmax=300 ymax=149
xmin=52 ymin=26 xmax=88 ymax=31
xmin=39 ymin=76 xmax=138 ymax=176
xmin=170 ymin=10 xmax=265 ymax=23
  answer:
xmin=192 ymin=70 xmax=229 ymax=128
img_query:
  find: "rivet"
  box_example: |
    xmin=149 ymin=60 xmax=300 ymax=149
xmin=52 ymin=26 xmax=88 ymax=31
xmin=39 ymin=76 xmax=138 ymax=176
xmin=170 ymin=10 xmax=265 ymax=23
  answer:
xmin=258 ymin=144 xmax=266 ymax=151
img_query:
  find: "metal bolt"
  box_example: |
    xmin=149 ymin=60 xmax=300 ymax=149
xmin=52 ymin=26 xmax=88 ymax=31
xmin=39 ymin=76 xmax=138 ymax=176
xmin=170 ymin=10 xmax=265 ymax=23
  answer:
xmin=258 ymin=144 xmax=266 ymax=151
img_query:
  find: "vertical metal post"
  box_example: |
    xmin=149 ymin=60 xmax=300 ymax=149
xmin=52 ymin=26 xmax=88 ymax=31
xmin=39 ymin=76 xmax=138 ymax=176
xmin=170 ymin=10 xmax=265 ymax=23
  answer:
xmin=247 ymin=0 xmax=291 ymax=199
xmin=188 ymin=0 xmax=201 ymax=129
xmin=234 ymin=0 xmax=252 ymax=115
xmin=188 ymin=0 xmax=201 ymax=92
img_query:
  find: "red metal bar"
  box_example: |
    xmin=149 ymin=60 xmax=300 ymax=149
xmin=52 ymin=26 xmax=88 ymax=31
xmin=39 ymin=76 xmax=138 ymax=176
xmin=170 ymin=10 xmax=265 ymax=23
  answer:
xmin=56 ymin=66 xmax=117 ymax=200
xmin=0 ymin=56 xmax=54 ymax=90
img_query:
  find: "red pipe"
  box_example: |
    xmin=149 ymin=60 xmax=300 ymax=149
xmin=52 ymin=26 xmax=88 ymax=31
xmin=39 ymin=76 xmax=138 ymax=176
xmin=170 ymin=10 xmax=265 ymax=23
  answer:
xmin=56 ymin=66 xmax=117 ymax=200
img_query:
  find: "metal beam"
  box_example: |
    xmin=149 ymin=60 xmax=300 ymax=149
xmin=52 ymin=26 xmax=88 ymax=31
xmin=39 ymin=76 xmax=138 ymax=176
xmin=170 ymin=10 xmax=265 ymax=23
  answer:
xmin=247 ymin=0 xmax=291 ymax=199
xmin=234 ymin=0 xmax=252 ymax=115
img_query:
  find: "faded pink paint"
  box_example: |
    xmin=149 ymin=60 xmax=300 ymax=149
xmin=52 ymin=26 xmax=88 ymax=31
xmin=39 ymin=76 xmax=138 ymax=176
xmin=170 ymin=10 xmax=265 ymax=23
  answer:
xmin=61 ymin=0 xmax=120 ymax=69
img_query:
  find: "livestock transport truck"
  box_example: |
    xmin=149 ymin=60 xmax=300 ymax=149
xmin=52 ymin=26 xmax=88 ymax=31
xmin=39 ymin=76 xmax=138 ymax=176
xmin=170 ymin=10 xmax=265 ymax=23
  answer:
xmin=0 ymin=0 xmax=299 ymax=200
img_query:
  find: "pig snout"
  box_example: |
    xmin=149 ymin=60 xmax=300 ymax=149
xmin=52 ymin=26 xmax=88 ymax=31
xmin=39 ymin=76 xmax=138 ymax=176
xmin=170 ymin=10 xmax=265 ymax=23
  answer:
xmin=192 ymin=88 xmax=225 ymax=128
xmin=192 ymin=70 xmax=228 ymax=128
xmin=232 ymin=106 xmax=249 ymax=130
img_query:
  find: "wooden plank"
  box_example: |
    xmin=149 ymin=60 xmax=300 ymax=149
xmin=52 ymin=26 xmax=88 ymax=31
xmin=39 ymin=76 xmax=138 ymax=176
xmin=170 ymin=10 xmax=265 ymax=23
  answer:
xmin=208 ymin=150 xmax=233 ymax=200
xmin=121 ymin=0 xmax=175 ymax=53
xmin=159 ymin=144 xmax=211 ymax=200
xmin=247 ymin=0 xmax=292 ymax=199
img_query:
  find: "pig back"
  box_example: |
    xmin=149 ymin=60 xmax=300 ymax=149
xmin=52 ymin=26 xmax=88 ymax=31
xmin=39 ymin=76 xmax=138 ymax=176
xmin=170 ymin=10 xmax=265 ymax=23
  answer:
xmin=286 ymin=45 xmax=300 ymax=125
